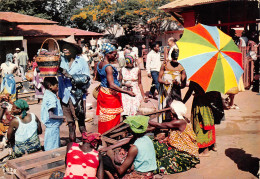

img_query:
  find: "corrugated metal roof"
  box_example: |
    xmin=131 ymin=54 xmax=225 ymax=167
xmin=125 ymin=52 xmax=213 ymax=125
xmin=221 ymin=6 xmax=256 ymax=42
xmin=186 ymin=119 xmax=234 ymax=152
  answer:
xmin=159 ymin=0 xmax=229 ymax=11
xmin=15 ymin=24 xmax=103 ymax=37
xmin=0 ymin=12 xmax=58 ymax=24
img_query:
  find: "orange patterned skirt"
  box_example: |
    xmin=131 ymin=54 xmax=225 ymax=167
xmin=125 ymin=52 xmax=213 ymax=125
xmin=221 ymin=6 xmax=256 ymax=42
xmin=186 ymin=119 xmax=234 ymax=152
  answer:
xmin=96 ymin=87 xmax=123 ymax=134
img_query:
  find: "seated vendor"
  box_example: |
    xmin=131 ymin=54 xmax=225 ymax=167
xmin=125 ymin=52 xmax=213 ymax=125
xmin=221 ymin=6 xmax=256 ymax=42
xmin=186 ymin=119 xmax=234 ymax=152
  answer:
xmin=64 ymin=133 xmax=104 ymax=179
xmin=7 ymin=99 xmax=42 ymax=158
xmin=0 ymin=95 xmax=12 ymax=138
xmin=148 ymin=99 xmax=200 ymax=174
xmin=106 ymin=115 xmax=157 ymax=178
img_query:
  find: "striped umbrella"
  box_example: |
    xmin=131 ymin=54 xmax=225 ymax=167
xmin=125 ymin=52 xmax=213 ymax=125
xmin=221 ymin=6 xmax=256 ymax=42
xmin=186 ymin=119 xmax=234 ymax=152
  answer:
xmin=177 ymin=23 xmax=243 ymax=93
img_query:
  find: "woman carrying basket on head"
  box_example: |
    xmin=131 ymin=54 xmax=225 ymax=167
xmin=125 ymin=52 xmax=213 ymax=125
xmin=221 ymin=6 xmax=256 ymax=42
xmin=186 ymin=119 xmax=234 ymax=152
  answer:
xmin=96 ymin=43 xmax=135 ymax=134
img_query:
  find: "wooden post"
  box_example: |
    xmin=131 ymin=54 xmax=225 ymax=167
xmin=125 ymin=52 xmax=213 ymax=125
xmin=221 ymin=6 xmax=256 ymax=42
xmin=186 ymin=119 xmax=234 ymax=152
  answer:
xmin=22 ymin=39 xmax=27 ymax=53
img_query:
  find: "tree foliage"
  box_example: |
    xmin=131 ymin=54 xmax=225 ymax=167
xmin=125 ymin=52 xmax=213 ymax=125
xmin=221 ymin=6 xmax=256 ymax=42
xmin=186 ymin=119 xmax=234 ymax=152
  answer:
xmin=0 ymin=0 xmax=51 ymax=20
xmin=71 ymin=0 xmax=179 ymax=40
xmin=72 ymin=0 xmax=116 ymax=32
xmin=0 ymin=0 xmax=89 ymax=26
xmin=0 ymin=0 xmax=180 ymax=42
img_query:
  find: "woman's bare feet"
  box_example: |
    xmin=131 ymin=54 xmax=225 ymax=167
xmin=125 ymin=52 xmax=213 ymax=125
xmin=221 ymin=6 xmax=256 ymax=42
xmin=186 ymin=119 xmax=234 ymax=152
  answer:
xmin=212 ymin=143 xmax=217 ymax=152
xmin=199 ymin=147 xmax=210 ymax=157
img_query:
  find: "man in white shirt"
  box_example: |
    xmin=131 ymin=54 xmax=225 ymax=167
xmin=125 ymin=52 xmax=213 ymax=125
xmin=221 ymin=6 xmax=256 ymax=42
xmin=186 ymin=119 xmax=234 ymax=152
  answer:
xmin=17 ymin=47 xmax=28 ymax=81
xmin=146 ymin=43 xmax=161 ymax=98
xmin=13 ymin=48 xmax=20 ymax=76
xmin=167 ymin=37 xmax=178 ymax=61
xmin=132 ymin=44 xmax=139 ymax=59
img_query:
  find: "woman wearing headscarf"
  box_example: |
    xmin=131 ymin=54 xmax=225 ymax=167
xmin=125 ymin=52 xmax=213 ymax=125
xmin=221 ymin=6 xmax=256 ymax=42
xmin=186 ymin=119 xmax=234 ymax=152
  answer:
xmin=148 ymin=96 xmax=200 ymax=174
xmin=0 ymin=53 xmax=18 ymax=102
xmin=64 ymin=133 xmax=104 ymax=179
xmin=119 ymin=54 xmax=147 ymax=117
xmin=183 ymin=81 xmax=216 ymax=156
xmin=96 ymin=43 xmax=135 ymax=134
xmin=7 ymin=99 xmax=42 ymax=158
xmin=106 ymin=115 xmax=157 ymax=178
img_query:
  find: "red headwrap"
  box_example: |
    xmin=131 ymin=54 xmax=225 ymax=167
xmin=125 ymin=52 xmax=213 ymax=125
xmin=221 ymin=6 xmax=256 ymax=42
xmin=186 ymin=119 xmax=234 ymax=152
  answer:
xmin=82 ymin=132 xmax=101 ymax=147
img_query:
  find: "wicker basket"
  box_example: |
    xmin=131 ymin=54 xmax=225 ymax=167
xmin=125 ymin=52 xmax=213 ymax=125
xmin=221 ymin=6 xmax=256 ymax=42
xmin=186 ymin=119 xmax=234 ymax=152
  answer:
xmin=36 ymin=38 xmax=60 ymax=77
xmin=92 ymin=85 xmax=101 ymax=99
xmin=226 ymin=87 xmax=239 ymax=95
xmin=138 ymin=100 xmax=157 ymax=115
xmin=25 ymin=70 xmax=34 ymax=81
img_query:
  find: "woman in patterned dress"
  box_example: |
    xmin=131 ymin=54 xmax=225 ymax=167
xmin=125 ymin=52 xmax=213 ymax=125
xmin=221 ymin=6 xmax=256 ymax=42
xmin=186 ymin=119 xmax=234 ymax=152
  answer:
xmin=96 ymin=43 xmax=135 ymax=134
xmin=158 ymin=50 xmax=186 ymax=122
xmin=148 ymin=99 xmax=200 ymax=174
xmin=183 ymin=81 xmax=216 ymax=156
xmin=119 ymin=55 xmax=147 ymax=116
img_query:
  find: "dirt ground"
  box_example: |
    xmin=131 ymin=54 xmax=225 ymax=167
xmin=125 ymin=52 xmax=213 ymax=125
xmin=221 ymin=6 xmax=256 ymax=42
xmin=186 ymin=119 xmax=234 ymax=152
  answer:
xmin=4 ymin=70 xmax=260 ymax=178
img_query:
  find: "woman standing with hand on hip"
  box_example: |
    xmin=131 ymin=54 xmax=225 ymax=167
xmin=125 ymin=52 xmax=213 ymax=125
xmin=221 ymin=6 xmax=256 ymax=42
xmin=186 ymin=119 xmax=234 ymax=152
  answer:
xmin=96 ymin=43 xmax=135 ymax=134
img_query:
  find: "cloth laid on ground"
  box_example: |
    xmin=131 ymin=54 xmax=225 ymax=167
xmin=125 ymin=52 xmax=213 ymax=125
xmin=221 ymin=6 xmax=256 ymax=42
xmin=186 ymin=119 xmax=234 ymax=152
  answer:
xmin=153 ymin=139 xmax=199 ymax=174
xmin=152 ymin=118 xmax=199 ymax=174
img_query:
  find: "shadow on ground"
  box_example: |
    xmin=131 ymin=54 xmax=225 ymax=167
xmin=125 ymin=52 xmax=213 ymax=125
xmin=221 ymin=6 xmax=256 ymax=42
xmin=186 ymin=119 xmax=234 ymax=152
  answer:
xmin=225 ymin=148 xmax=259 ymax=177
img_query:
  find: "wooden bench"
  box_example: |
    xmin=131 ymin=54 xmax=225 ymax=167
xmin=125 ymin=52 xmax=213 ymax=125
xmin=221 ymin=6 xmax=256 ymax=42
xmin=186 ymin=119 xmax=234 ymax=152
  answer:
xmin=101 ymin=108 xmax=171 ymax=147
xmin=6 ymin=147 xmax=66 ymax=179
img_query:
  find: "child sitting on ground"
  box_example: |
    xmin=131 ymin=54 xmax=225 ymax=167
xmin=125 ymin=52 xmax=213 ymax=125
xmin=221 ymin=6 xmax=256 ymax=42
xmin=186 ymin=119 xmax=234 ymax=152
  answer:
xmin=41 ymin=77 xmax=65 ymax=151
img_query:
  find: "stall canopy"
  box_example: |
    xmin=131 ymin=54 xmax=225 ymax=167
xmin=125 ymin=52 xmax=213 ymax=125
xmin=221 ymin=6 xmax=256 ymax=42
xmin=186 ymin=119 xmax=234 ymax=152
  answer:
xmin=159 ymin=0 xmax=260 ymax=29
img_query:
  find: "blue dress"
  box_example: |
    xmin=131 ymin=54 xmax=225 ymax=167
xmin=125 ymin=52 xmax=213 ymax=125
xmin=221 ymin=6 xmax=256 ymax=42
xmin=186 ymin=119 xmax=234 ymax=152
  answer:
xmin=97 ymin=62 xmax=120 ymax=87
xmin=41 ymin=90 xmax=63 ymax=151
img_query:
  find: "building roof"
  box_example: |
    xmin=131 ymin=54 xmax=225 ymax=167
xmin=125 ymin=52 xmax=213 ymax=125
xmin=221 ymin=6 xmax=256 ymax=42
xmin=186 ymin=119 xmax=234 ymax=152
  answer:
xmin=0 ymin=12 xmax=103 ymax=37
xmin=16 ymin=24 xmax=103 ymax=37
xmin=0 ymin=12 xmax=58 ymax=24
xmin=159 ymin=0 xmax=228 ymax=11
